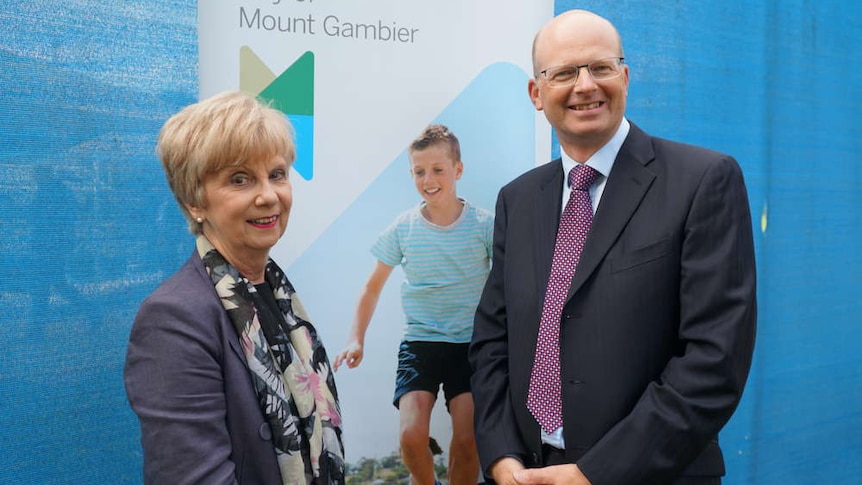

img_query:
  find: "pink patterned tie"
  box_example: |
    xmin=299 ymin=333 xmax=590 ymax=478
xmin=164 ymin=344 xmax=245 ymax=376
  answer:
xmin=527 ymin=164 xmax=600 ymax=433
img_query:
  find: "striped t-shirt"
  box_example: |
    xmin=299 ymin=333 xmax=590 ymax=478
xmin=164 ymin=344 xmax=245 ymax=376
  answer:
xmin=372 ymin=199 xmax=494 ymax=343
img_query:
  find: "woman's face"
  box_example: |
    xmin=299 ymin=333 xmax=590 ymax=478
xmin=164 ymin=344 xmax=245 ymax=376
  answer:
xmin=189 ymin=155 xmax=292 ymax=272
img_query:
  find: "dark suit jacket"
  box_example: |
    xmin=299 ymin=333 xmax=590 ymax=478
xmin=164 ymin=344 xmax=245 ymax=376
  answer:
xmin=125 ymin=251 xmax=282 ymax=485
xmin=469 ymin=123 xmax=756 ymax=484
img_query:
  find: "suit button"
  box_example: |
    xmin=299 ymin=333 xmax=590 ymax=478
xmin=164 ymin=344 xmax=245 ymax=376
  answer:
xmin=259 ymin=423 xmax=272 ymax=441
xmin=530 ymin=452 xmax=540 ymax=465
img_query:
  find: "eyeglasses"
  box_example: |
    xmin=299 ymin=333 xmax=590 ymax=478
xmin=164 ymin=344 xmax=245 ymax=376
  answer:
xmin=538 ymin=57 xmax=625 ymax=88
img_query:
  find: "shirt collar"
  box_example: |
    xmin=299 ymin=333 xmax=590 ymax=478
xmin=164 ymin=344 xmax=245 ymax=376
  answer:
xmin=561 ymin=117 xmax=630 ymax=185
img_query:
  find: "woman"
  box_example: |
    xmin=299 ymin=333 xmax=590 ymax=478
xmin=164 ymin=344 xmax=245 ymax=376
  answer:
xmin=124 ymin=91 xmax=344 ymax=484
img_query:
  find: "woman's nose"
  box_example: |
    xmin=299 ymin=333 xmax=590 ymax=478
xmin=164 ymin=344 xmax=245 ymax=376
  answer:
xmin=256 ymin=181 xmax=278 ymax=205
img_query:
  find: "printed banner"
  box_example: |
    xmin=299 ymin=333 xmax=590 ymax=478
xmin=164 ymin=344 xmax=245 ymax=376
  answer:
xmin=199 ymin=0 xmax=552 ymax=463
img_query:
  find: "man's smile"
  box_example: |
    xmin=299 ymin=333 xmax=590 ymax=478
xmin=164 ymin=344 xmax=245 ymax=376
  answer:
xmin=570 ymin=101 xmax=603 ymax=111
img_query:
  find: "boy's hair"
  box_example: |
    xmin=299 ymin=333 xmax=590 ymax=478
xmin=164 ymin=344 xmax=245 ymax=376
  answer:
xmin=408 ymin=124 xmax=461 ymax=162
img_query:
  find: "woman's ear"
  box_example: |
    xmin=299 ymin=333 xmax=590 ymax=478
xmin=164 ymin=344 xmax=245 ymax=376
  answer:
xmin=186 ymin=204 xmax=205 ymax=222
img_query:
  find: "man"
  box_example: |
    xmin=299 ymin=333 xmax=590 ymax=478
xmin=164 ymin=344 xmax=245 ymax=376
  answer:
xmin=469 ymin=9 xmax=756 ymax=485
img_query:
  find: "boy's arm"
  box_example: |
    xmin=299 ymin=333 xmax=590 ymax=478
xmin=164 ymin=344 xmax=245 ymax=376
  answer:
xmin=333 ymin=260 xmax=393 ymax=371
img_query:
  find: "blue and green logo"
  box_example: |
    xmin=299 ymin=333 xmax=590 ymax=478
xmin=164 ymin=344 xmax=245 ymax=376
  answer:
xmin=240 ymin=46 xmax=315 ymax=180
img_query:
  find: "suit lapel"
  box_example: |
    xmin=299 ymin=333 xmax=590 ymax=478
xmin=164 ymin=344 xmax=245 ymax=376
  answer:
xmin=567 ymin=125 xmax=656 ymax=300
xmin=534 ymin=160 xmax=565 ymax=301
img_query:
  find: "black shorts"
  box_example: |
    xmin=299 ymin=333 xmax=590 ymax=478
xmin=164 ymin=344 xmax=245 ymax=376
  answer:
xmin=393 ymin=340 xmax=472 ymax=411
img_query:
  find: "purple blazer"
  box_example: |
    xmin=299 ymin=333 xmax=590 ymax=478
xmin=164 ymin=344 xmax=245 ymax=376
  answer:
xmin=125 ymin=251 xmax=282 ymax=484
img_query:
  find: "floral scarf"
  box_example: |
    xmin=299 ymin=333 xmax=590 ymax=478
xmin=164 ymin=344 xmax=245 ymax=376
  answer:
xmin=197 ymin=236 xmax=344 ymax=484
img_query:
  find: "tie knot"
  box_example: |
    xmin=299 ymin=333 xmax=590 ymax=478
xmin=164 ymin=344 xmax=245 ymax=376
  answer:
xmin=568 ymin=164 xmax=600 ymax=191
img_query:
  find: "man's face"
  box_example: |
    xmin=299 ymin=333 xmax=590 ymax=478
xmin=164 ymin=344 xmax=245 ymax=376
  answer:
xmin=529 ymin=13 xmax=629 ymax=158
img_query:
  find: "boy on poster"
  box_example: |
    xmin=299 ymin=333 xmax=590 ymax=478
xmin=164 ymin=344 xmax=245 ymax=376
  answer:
xmin=334 ymin=125 xmax=493 ymax=485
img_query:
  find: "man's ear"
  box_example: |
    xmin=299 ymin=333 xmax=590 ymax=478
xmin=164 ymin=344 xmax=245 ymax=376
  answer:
xmin=528 ymin=78 xmax=543 ymax=111
xmin=622 ymin=64 xmax=630 ymax=95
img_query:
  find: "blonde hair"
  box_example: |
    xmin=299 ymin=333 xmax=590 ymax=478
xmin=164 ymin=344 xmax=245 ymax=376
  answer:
xmin=156 ymin=91 xmax=295 ymax=234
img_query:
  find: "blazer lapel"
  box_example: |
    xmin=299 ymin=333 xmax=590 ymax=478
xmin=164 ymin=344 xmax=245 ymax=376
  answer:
xmin=567 ymin=125 xmax=656 ymax=300
xmin=192 ymin=252 xmax=250 ymax=369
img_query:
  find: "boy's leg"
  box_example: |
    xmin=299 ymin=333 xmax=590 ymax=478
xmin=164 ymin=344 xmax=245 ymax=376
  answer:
xmin=398 ymin=390 xmax=437 ymax=485
xmin=446 ymin=392 xmax=480 ymax=485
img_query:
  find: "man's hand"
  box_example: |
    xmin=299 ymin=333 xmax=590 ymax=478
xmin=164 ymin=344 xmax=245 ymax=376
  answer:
xmin=489 ymin=457 xmax=526 ymax=485
xmin=513 ymin=464 xmax=592 ymax=485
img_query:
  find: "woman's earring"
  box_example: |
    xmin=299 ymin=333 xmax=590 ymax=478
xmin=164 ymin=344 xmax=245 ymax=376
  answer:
xmin=196 ymin=217 xmax=204 ymax=223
